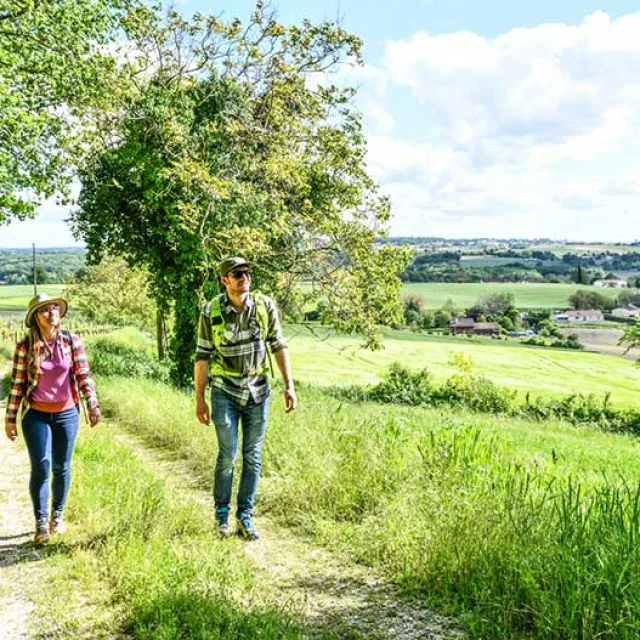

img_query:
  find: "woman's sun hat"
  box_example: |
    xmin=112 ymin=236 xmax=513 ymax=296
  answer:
xmin=25 ymin=293 xmax=68 ymax=328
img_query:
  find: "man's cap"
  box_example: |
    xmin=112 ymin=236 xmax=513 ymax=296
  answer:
xmin=219 ymin=256 xmax=253 ymax=277
xmin=25 ymin=293 xmax=68 ymax=328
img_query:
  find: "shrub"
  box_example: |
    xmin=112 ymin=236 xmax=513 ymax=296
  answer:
xmin=88 ymin=337 xmax=170 ymax=382
xmin=437 ymin=372 xmax=516 ymax=414
xmin=369 ymin=362 xmax=435 ymax=406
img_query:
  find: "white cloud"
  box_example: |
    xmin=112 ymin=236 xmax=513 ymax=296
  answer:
xmin=0 ymin=188 xmax=82 ymax=248
xmin=361 ymin=97 xmax=395 ymax=134
xmin=366 ymin=10 xmax=640 ymax=239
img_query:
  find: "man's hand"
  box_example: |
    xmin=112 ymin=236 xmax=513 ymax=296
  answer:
xmin=89 ymin=407 xmax=102 ymax=427
xmin=284 ymin=386 xmax=297 ymax=413
xmin=5 ymin=423 xmax=17 ymax=441
xmin=196 ymin=397 xmax=211 ymax=425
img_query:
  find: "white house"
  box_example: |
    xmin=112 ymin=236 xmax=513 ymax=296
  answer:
xmin=593 ymin=278 xmax=628 ymax=288
xmin=611 ymin=305 xmax=640 ymax=319
xmin=554 ymin=309 xmax=604 ymax=323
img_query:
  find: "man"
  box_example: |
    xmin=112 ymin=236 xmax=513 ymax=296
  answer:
xmin=194 ymin=256 xmax=297 ymax=541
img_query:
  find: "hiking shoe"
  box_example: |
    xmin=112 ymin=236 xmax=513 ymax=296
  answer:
xmin=236 ymin=517 xmax=260 ymax=541
xmin=218 ymin=521 xmax=231 ymax=539
xmin=50 ymin=512 xmax=66 ymax=535
xmin=34 ymin=521 xmax=50 ymax=545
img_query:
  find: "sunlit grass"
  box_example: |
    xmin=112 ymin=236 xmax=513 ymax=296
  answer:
xmin=400 ymin=281 xmax=633 ymax=310
xmin=0 ymin=284 xmax=66 ymax=311
xmin=95 ymin=371 xmax=640 ymax=639
xmin=34 ymin=428 xmax=303 ymax=639
xmin=286 ymin=325 xmax=640 ymax=407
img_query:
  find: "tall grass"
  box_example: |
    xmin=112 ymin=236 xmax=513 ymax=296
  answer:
xmin=40 ymin=430 xmax=302 ymax=638
xmin=95 ymin=372 xmax=640 ymax=639
xmin=0 ymin=340 xmax=13 ymax=360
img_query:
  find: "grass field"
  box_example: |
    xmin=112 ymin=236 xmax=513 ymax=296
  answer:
xmin=401 ymin=281 xmax=634 ymax=309
xmin=533 ymin=243 xmax=640 ymax=255
xmin=459 ymin=255 xmax=539 ymax=267
xmin=0 ymin=284 xmax=65 ymax=313
xmin=286 ymin=325 xmax=640 ymax=408
xmin=92 ymin=338 xmax=640 ymax=639
xmin=6 ymin=328 xmax=639 ymax=638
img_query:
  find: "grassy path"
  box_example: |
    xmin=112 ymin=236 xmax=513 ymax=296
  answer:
xmin=0 ymin=374 xmax=113 ymax=639
xmin=0 ymin=393 xmax=37 ymax=640
xmin=111 ymin=425 xmax=462 ymax=640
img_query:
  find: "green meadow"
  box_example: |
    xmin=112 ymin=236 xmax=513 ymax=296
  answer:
xmin=0 ymin=283 xmax=65 ymax=312
xmin=286 ymin=325 xmax=640 ymax=408
xmin=83 ymin=327 xmax=640 ymax=639
xmin=4 ymin=325 xmax=640 ymax=638
xmin=401 ymin=281 xmax=631 ymax=309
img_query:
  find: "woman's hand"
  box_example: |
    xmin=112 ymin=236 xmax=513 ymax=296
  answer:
xmin=5 ymin=423 xmax=17 ymax=441
xmin=89 ymin=406 xmax=102 ymax=427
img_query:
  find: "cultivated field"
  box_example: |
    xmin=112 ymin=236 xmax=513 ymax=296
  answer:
xmin=0 ymin=284 xmax=65 ymax=314
xmin=286 ymin=325 xmax=640 ymax=408
xmin=532 ymin=243 xmax=640 ymax=255
xmin=401 ymin=281 xmax=633 ymax=309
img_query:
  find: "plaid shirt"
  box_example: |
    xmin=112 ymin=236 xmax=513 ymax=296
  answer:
xmin=5 ymin=331 xmax=99 ymax=428
xmin=195 ymin=292 xmax=287 ymax=406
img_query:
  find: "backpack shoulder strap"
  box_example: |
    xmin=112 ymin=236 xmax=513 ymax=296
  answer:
xmin=208 ymin=294 xmax=225 ymax=349
xmin=253 ymin=291 xmax=269 ymax=340
xmin=252 ymin=291 xmax=274 ymax=377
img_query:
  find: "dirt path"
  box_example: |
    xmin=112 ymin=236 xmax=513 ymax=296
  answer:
xmin=112 ymin=427 xmax=462 ymax=640
xmin=0 ymin=389 xmax=39 ymax=639
xmin=560 ymin=327 xmax=640 ymax=361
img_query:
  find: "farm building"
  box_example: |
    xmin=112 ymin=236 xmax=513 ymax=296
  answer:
xmin=450 ymin=317 xmax=476 ymax=335
xmin=611 ymin=304 xmax=640 ymax=319
xmin=593 ymin=278 xmax=628 ymax=288
xmin=450 ymin=317 xmax=501 ymax=336
xmin=473 ymin=322 xmax=501 ymax=336
xmin=553 ymin=309 xmax=604 ymax=323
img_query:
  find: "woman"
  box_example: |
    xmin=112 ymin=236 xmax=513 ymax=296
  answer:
xmin=4 ymin=293 xmax=101 ymax=544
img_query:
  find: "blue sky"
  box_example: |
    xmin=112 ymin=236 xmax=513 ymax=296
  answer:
xmin=2 ymin=0 xmax=639 ymax=247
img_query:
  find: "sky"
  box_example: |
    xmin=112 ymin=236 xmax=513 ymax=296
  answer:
xmin=2 ymin=0 xmax=639 ymax=247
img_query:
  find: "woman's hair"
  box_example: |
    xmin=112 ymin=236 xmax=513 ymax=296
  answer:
xmin=26 ymin=322 xmax=59 ymax=378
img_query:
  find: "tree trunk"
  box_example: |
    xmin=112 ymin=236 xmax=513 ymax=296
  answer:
xmin=169 ymin=285 xmax=201 ymax=388
xmin=156 ymin=308 xmax=167 ymax=360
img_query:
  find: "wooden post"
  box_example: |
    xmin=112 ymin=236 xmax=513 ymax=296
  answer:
xmin=32 ymin=243 xmax=37 ymax=296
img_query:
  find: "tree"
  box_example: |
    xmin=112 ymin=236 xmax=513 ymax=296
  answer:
xmin=65 ymin=256 xmax=156 ymax=330
xmin=573 ymin=264 xmax=589 ymax=284
xmin=74 ymin=5 xmax=411 ymax=386
xmin=619 ymin=320 xmax=640 ymax=365
xmin=467 ymin=292 xmax=515 ymax=320
xmin=0 ymin=0 xmax=153 ymax=223
xmin=403 ymin=294 xmax=424 ymax=326
xmin=28 ymin=264 xmax=49 ymax=285
xmin=434 ymin=308 xmax=451 ymax=329
xmin=568 ymin=290 xmax=612 ymax=311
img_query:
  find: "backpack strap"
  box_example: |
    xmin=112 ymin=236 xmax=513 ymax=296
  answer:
xmin=253 ymin=292 xmax=273 ymax=377
xmin=62 ymin=329 xmax=89 ymax=425
xmin=209 ymin=294 xmax=225 ymax=350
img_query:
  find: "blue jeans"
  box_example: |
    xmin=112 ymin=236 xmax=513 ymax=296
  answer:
xmin=211 ymin=388 xmax=269 ymax=522
xmin=21 ymin=407 xmax=79 ymax=523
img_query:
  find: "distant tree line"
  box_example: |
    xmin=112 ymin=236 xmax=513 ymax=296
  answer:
xmin=0 ymin=249 xmax=86 ymax=284
xmin=401 ymin=250 xmax=640 ymax=285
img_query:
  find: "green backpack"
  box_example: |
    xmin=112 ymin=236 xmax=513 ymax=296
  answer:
xmin=208 ymin=291 xmax=273 ymax=377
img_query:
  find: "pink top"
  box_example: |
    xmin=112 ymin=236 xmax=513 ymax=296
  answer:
xmin=30 ymin=340 xmax=73 ymax=405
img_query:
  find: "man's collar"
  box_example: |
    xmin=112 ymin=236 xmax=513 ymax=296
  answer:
xmin=223 ymin=291 xmax=253 ymax=313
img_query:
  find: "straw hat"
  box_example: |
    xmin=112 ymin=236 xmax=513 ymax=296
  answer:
xmin=25 ymin=293 xmax=68 ymax=328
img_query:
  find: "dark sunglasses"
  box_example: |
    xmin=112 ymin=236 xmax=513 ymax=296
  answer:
xmin=229 ymin=269 xmax=252 ymax=279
